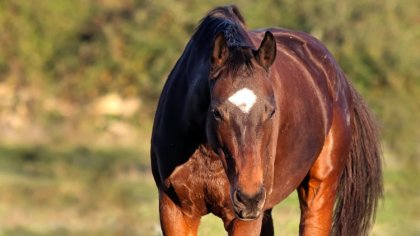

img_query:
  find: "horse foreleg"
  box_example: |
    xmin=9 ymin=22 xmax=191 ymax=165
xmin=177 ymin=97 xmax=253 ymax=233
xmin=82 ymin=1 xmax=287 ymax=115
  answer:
xmin=226 ymin=217 xmax=264 ymax=236
xmin=297 ymin=174 xmax=338 ymax=236
xmin=159 ymin=191 xmax=200 ymax=236
xmin=297 ymin=124 xmax=350 ymax=236
xmin=260 ymin=209 xmax=274 ymax=236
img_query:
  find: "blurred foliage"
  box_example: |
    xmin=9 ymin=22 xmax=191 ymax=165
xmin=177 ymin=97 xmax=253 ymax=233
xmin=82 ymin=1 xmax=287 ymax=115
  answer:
xmin=0 ymin=146 xmax=159 ymax=235
xmin=0 ymin=0 xmax=418 ymax=162
xmin=0 ymin=146 xmax=417 ymax=235
xmin=0 ymin=1 xmax=419 ymax=235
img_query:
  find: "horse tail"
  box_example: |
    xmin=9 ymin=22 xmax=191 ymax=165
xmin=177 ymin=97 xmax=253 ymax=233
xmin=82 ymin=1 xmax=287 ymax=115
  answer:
xmin=332 ymin=86 xmax=383 ymax=236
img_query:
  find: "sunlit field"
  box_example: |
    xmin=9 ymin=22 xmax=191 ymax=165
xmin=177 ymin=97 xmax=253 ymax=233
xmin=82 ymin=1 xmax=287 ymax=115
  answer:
xmin=0 ymin=145 xmax=418 ymax=236
xmin=0 ymin=0 xmax=418 ymax=235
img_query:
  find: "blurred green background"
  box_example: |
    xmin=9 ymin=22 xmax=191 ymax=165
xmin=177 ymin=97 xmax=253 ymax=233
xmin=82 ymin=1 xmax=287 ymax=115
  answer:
xmin=0 ymin=0 xmax=418 ymax=235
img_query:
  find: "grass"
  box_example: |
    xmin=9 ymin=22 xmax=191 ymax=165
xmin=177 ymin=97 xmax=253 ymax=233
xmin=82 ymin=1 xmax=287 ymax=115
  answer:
xmin=0 ymin=145 xmax=418 ymax=236
xmin=0 ymin=145 xmax=160 ymax=236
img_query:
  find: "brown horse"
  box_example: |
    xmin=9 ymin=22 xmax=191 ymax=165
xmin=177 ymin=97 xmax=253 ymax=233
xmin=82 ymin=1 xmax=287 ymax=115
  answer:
xmin=151 ymin=5 xmax=382 ymax=236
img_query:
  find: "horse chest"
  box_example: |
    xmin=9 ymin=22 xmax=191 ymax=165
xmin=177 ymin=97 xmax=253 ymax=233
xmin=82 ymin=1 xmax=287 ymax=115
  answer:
xmin=166 ymin=147 xmax=232 ymax=217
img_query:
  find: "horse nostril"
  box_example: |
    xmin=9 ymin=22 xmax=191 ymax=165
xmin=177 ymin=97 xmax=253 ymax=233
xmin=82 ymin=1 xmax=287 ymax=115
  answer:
xmin=234 ymin=189 xmax=245 ymax=206
xmin=232 ymin=187 xmax=266 ymax=220
xmin=234 ymin=187 xmax=266 ymax=207
xmin=256 ymin=187 xmax=266 ymax=202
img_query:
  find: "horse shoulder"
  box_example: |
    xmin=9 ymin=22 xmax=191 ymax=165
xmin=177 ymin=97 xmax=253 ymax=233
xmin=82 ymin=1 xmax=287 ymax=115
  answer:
xmin=163 ymin=146 xmax=231 ymax=217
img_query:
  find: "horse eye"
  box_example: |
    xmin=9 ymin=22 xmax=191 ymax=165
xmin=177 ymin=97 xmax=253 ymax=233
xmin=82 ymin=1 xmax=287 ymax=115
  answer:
xmin=212 ymin=109 xmax=223 ymax=121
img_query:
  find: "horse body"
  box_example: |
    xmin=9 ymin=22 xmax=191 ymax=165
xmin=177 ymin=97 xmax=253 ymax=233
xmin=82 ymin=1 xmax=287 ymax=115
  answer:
xmin=253 ymin=28 xmax=341 ymax=204
xmin=151 ymin=6 xmax=381 ymax=236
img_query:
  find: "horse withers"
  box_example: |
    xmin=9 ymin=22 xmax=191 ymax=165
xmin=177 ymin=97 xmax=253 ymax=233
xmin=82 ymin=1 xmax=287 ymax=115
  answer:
xmin=151 ymin=5 xmax=382 ymax=236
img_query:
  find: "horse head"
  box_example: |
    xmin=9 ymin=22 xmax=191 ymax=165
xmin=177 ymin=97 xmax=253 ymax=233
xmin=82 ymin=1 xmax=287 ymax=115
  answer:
xmin=206 ymin=31 xmax=278 ymax=220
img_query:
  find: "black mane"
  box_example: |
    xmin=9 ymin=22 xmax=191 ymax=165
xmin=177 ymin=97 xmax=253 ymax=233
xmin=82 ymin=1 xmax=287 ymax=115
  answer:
xmin=151 ymin=6 xmax=256 ymax=183
xmin=192 ymin=5 xmax=250 ymax=47
xmin=192 ymin=5 xmax=255 ymax=75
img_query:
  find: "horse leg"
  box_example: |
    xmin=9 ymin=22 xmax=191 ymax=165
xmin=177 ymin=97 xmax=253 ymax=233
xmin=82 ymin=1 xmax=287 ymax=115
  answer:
xmin=297 ymin=122 xmax=350 ymax=236
xmin=260 ymin=209 xmax=274 ymax=236
xmin=226 ymin=217 xmax=264 ymax=236
xmin=159 ymin=191 xmax=200 ymax=236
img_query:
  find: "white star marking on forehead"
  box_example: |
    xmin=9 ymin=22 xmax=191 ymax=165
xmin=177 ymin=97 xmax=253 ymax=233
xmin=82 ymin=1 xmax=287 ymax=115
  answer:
xmin=228 ymin=88 xmax=257 ymax=113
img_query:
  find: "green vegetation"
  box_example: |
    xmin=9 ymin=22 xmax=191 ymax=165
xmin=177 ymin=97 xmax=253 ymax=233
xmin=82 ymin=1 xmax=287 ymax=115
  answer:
xmin=0 ymin=147 xmax=417 ymax=235
xmin=0 ymin=0 xmax=418 ymax=235
xmin=0 ymin=146 xmax=159 ymax=236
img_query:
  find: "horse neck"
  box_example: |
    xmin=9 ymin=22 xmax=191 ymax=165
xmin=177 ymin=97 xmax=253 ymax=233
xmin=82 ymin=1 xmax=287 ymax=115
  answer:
xmin=162 ymin=41 xmax=211 ymax=139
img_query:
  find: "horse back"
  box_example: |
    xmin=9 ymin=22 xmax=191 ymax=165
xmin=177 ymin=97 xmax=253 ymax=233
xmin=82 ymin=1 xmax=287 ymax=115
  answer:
xmin=249 ymin=28 xmax=352 ymax=205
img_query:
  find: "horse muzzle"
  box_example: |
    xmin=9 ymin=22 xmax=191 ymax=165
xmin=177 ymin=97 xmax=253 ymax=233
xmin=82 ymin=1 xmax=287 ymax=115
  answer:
xmin=232 ymin=187 xmax=266 ymax=220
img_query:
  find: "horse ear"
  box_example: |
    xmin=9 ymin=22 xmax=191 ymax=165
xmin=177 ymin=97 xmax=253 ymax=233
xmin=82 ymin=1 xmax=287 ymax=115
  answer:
xmin=256 ymin=31 xmax=276 ymax=69
xmin=211 ymin=33 xmax=229 ymax=68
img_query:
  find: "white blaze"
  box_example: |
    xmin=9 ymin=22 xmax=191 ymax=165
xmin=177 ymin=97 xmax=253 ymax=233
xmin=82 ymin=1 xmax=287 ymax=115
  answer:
xmin=228 ymin=88 xmax=257 ymax=113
